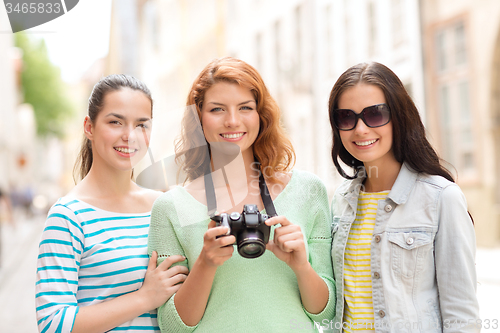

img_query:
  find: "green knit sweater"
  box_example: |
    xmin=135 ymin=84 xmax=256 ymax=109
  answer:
xmin=147 ymin=169 xmax=335 ymax=332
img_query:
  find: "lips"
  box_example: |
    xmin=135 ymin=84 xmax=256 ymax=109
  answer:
xmin=354 ymin=139 xmax=378 ymax=147
xmin=114 ymin=147 xmax=138 ymax=156
xmin=220 ymin=132 xmax=245 ymax=140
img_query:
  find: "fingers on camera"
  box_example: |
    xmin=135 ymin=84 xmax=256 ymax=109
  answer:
xmin=205 ymin=226 xmax=229 ymax=241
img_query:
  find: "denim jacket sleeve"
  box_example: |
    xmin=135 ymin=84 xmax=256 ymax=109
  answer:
xmin=434 ymin=184 xmax=479 ymax=332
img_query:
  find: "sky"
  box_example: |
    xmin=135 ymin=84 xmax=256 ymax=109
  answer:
xmin=2 ymin=0 xmax=113 ymax=83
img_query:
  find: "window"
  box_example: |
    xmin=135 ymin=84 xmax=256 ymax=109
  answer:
xmin=435 ymin=20 xmax=468 ymax=72
xmin=433 ymin=19 xmax=474 ymax=173
xmin=325 ymin=4 xmax=334 ymax=75
xmin=455 ymin=22 xmax=467 ymax=66
xmin=458 ymin=81 xmax=474 ymax=170
xmin=439 ymin=85 xmax=455 ymax=165
xmin=274 ymin=20 xmax=282 ymax=80
xmin=436 ymin=31 xmax=447 ymax=71
xmin=142 ymin=1 xmax=159 ymax=51
xmin=295 ymin=5 xmax=302 ymax=72
xmin=344 ymin=12 xmax=353 ymax=64
xmin=368 ymin=1 xmax=377 ymax=56
xmin=391 ymin=0 xmax=405 ymax=47
xmin=255 ymin=33 xmax=263 ymax=71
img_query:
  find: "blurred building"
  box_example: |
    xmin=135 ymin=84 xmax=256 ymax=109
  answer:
xmin=108 ymin=0 xmax=425 ymax=195
xmin=107 ymin=0 xmax=497 ymax=245
xmin=421 ymin=0 xmax=500 ymax=246
xmin=225 ymin=0 xmax=426 ymax=194
xmin=107 ymin=0 xmax=227 ymax=187
xmin=0 ymin=33 xmax=18 ymax=192
xmin=0 ymin=28 xmax=37 ymax=208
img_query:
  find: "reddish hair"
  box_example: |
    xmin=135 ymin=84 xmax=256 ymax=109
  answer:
xmin=175 ymin=57 xmax=295 ymax=183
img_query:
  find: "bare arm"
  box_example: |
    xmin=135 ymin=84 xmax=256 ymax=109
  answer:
xmin=71 ymin=252 xmax=188 ymax=333
xmin=173 ymin=221 xmax=235 ymax=326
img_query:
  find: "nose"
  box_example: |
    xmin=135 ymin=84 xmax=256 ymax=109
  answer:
xmin=224 ymin=109 xmax=241 ymax=128
xmin=122 ymin=125 xmax=137 ymax=143
xmin=353 ymin=116 xmax=370 ymax=135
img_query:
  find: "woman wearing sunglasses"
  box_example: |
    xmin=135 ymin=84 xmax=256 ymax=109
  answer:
xmin=328 ymin=62 xmax=479 ymax=332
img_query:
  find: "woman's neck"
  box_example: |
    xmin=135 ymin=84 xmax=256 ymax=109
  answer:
xmin=80 ymin=161 xmax=135 ymax=199
xmin=210 ymin=147 xmax=259 ymax=186
xmin=362 ymin=159 xmax=402 ymax=193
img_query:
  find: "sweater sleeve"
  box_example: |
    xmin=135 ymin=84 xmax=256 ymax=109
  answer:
xmin=35 ymin=203 xmax=83 ymax=333
xmin=434 ymin=184 xmax=480 ymax=333
xmin=299 ymin=175 xmax=336 ymax=328
xmin=147 ymin=193 xmax=198 ymax=333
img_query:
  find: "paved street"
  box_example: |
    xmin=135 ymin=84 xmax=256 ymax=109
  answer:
xmin=0 ymin=217 xmax=499 ymax=333
xmin=0 ymin=215 xmax=44 ymax=333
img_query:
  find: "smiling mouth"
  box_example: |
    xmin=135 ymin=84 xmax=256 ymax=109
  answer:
xmin=220 ymin=133 xmax=245 ymax=139
xmin=354 ymin=139 xmax=378 ymax=146
xmin=114 ymin=147 xmax=138 ymax=154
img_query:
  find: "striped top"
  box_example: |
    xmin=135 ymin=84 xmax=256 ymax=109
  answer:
xmin=35 ymin=197 xmax=159 ymax=333
xmin=343 ymin=191 xmax=389 ymax=332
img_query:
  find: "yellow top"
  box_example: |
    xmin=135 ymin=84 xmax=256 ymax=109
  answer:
xmin=343 ymin=190 xmax=389 ymax=332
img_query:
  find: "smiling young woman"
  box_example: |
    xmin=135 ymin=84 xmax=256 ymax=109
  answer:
xmin=328 ymin=62 xmax=479 ymax=333
xmin=199 ymin=81 xmax=260 ymax=162
xmin=35 ymin=75 xmax=188 ymax=333
xmin=148 ymin=57 xmax=335 ymax=333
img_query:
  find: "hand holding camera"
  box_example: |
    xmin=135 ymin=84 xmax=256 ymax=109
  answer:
xmin=199 ymin=220 xmax=236 ymax=267
xmin=210 ymin=204 xmax=308 ymax=272
xmin=265 ymin=215 xmax=309 ymax=273
xmin=213 ymin=204 xmax=271 ymax=259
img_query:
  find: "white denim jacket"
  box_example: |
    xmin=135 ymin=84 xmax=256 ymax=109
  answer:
xmin=330 ymin=163 xmax=479 ymax=333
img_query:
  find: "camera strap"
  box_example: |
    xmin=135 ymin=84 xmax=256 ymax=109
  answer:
xmin=203 ymin=158 xmax=277 ymax=218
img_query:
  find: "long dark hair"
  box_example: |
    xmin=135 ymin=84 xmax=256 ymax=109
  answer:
xmin=73 ymin=74 xmax=153 ymax=183
xmin=328 ymin=62 xmax=454 ymax=183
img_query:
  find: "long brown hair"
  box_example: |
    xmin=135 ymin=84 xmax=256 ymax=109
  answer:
xmin=176 ymin=57 xmax=295 ymax=183
xmin=73 ymin=74 xmax=153 ymax=183
xmin=328 ymin=62 xmax=454 ymax=182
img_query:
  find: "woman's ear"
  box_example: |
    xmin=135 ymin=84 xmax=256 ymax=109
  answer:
xmin=83 ymin=116 xmax=93 ymax=140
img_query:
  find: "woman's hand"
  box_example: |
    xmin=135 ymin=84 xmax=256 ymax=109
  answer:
xmin=198 ymin=220 xmax=236 ymax=267
xmin=138 ymin=251 xmax=189 ymax=310
xmin=265 ymin=216 xmax=310 ymax=273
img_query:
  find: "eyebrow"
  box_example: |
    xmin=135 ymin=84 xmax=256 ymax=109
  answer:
xmin=105 ymin=113 xmax=151 ymax=122
xmin=208 ymin=100 xmax=256 ymax=106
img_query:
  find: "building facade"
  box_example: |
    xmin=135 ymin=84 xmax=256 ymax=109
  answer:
xmin=107 ymin=0 xmax=227 ymax=189
xmin=107 ymin=0 xmax=500 ymax=245
xmin=0 ymin=32 xmax=18 ymax=193
xmin=224 ymin=0 xmax=426 ymax=194
xmin=421 ymin=0 xmax=500 ymax=246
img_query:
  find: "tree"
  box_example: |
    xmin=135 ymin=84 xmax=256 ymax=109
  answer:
xmin=14 ymin=32 xmax=74 ymax=138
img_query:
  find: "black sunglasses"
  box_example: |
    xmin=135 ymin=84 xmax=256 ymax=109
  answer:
xmin=333 ymin=103 xmax=391 ymax=131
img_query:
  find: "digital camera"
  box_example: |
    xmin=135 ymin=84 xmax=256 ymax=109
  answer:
xmin=213 ymin=204 xmax=271 ymax=259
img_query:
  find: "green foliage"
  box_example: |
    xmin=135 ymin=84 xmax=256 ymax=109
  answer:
xmin=14 ymin=32 xmax=73 ymax=138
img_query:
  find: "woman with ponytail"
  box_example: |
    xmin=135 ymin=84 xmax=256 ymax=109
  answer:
xmin=35 ymin=74 xmax=187 ymax=333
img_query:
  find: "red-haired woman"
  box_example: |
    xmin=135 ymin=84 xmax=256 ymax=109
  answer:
xmin=148 ymin=57 xmax=335 ymax=332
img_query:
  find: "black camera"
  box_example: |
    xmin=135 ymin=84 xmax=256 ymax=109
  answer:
xmin=212 ymin=204 xmax=271 ymax=259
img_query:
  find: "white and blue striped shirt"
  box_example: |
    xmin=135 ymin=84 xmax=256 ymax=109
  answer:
xmin=35 ymin=197 xmax=159 ymax=333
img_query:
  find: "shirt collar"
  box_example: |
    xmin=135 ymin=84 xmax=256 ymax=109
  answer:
xmin=387 ymin=163 xmax=418 ymax=205
xmin=340 ymin=163 xmax=418 ymax=206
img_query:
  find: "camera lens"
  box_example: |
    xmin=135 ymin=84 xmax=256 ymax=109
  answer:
xmin=241 ymin=243 xmax=263 ymax=256
xmin=237 ymin=229 xmax=266 ymax=258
